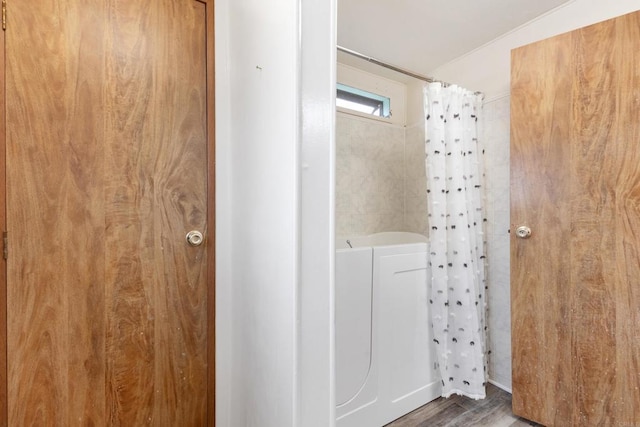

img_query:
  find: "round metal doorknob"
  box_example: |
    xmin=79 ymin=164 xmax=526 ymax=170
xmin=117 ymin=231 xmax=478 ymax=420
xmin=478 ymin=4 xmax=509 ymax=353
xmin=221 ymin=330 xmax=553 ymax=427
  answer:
xmin=515 ymin=226 xmax=532 ymax=239
xmin=186 ymin=230 xmax=204 ymax=246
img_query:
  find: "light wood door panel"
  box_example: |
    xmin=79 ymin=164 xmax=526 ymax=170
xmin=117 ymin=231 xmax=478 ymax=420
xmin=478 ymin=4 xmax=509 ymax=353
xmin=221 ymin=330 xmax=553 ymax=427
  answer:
xmin=511 ymin=11 xmax=640 ymax=427
xmin=5 ymin=0 xmax=213 ymax=424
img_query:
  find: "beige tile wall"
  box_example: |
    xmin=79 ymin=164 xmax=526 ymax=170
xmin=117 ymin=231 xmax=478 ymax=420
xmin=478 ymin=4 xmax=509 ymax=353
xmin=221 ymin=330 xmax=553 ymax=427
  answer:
xmin=336 ymin=112 xmax=428 ymax=238
xmin=403 ymin=122 xmax=428 ymax=236
xmin=482 ymin=95 xmax=511 ymax=390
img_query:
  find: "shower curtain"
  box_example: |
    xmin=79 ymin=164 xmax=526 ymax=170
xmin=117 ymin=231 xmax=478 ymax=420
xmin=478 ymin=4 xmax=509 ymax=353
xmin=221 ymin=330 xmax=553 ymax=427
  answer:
xmin=424 ymin=83 xmax=487 ymax=399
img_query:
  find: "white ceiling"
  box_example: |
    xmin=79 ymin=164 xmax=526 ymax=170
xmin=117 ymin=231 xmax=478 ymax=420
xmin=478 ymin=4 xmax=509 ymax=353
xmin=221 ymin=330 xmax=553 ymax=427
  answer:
xmin=338 ymin=0 xmax=573 ymax=78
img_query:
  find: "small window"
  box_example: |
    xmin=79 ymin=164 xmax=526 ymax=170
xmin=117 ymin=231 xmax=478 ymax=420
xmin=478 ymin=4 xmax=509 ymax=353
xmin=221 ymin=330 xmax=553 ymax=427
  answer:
xmin=337 ymin=83 xmax=390 ymax=118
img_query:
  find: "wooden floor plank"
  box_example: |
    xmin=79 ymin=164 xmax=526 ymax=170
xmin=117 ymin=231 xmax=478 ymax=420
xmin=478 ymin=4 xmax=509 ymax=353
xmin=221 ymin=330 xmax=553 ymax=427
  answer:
xmin=414 ymin=404 xmax=467 ymax=427
xmin=387 ymin=400 xmax=467 ymax=427
xmin=386 ymin=385 xmax=541 ymax=427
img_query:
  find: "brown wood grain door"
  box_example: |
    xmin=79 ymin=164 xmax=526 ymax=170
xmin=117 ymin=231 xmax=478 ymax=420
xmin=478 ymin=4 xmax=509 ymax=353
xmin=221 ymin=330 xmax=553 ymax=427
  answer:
xmin=4 ymin=0 xmax=215 ymax=424
xmin=510 ymin=11 xmax=640 ymax=427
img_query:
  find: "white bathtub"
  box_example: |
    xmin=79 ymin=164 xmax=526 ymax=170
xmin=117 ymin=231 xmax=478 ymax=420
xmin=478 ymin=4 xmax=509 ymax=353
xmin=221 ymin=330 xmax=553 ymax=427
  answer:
xmin=336 ymin=232 xmax=441 ymax=427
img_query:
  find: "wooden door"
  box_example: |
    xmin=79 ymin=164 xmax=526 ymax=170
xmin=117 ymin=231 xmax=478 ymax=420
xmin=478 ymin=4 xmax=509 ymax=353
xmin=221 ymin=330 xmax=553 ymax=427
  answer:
xmin=511 ymin=11 xmax=640 ymax=427
xmin=4 ymin=0 xmax=215 ymax=424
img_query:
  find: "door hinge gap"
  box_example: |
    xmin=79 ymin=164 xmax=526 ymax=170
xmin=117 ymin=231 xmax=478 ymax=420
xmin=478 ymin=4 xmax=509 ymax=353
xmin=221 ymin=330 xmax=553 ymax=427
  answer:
xmin=3 ymin=232 xmax=7 ymax=260
xmin=2 ymin=0 xmax=6 ymax=31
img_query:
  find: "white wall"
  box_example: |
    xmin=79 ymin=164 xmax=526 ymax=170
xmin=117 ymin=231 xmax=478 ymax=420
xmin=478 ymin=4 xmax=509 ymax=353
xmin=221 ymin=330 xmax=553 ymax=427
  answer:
xmin=215 ymin=0 xmax=335 ymax=426
xmin=431 ymin=0 xmax=640 ymax=391
xmin=230 ymin=1 xmax=299 ymax=424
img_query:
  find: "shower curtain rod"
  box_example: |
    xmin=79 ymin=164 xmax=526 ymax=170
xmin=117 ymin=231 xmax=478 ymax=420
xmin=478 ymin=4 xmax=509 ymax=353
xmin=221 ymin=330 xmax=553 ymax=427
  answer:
xmin=337 ymin=45 xmax=435 ymax=83
xmin=337 ymin=45 xmax=483 ymax=95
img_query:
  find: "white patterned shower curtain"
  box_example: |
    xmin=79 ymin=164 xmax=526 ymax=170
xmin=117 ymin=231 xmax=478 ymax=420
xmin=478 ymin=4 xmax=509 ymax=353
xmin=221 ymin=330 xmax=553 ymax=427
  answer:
xmin=424 ymin=83 xmax=487 ymax=399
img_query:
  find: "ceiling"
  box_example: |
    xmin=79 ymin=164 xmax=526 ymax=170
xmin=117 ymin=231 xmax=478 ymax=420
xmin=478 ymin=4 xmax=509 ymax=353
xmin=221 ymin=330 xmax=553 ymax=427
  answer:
xmin=338 ymin=0 xmax=573 ymax=79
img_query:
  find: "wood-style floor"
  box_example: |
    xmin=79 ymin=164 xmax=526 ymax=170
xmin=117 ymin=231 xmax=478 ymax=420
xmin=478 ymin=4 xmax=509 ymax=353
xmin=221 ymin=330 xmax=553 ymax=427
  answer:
xmin=386 ymin=384 xmax=541 ymax=427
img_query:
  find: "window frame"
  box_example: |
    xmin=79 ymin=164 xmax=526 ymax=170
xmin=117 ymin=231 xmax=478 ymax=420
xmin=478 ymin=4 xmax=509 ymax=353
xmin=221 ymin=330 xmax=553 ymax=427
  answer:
xmin=336 ymin=63 xmax=406 ymax=125
xmin=336 ymin=83 xmax=391 ymax=118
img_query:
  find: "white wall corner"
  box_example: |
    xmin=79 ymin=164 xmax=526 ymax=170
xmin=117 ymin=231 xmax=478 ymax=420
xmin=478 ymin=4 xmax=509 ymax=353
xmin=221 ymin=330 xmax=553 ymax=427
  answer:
xmin=298 ymin=0 xmax=337 ymax=425
xmin=214 ymin=0 xmax=233 ymax=425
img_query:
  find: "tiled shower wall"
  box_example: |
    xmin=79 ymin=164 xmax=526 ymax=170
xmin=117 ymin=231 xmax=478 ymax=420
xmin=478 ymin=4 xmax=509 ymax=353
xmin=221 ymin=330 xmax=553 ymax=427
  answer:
xmin=482 ymin=95 xmax=512 ymax=390
xmin=336 ymin=113 xmax=428 ymax=237
xmin=404 ymin=122 xmax=429 ymax=235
